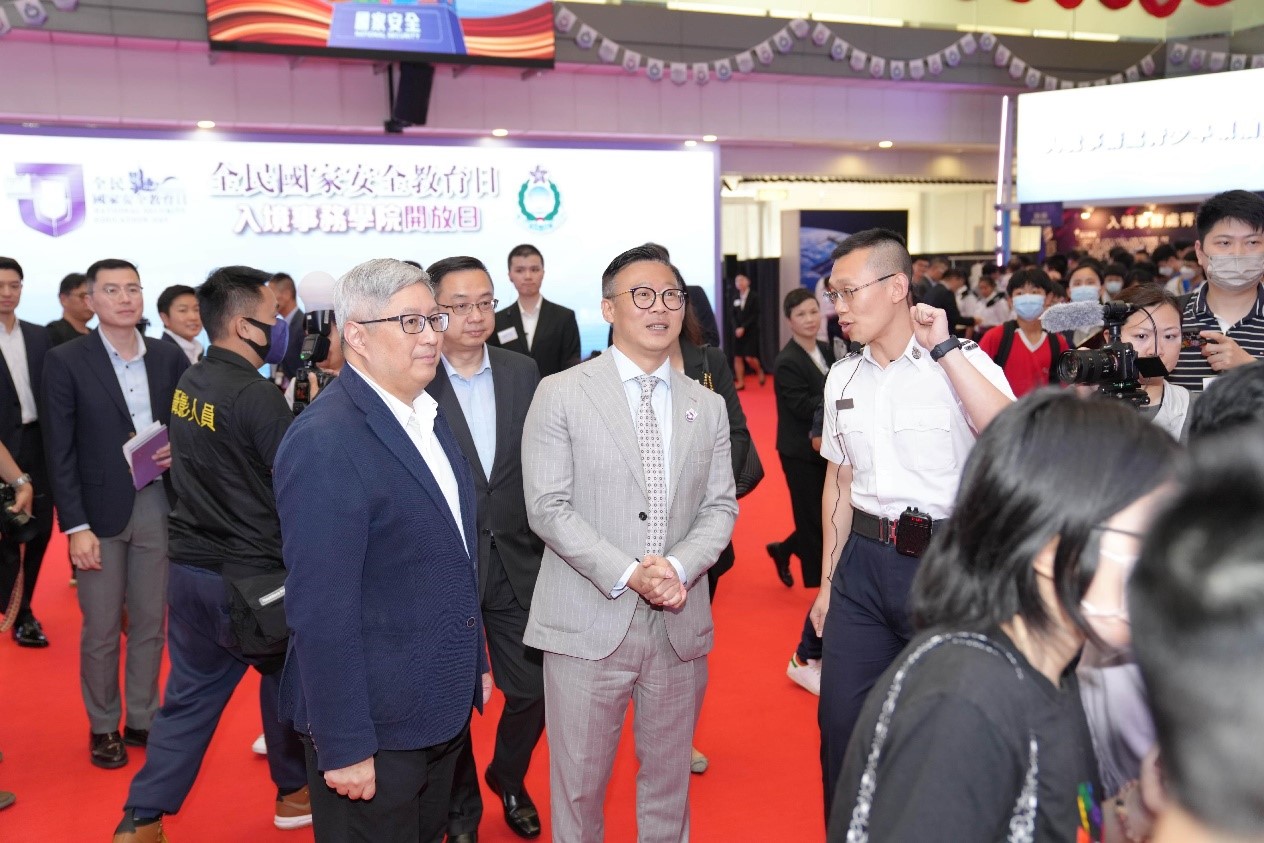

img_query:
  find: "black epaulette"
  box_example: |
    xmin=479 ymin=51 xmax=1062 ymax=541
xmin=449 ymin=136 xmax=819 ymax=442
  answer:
xmin=961 ymin=340 xmax=979 ymax=351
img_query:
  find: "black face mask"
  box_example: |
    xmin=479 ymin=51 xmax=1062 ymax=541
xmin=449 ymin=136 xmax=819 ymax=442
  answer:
xmin=242 ymin=317 xmax=273 ymax=361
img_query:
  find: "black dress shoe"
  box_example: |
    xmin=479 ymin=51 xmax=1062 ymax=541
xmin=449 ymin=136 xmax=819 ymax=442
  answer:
xmin=11 ymin=616 xmax=48 ymax=648
xmin=91 ymin=731 xmax=128 ymax=769
xmin=122 ymin=727 xmax=149 ymax=747
xmin=766 ymin=542 xmax=794 ymax=588
xmin=484 ymin=771 xmax=541 ymax=839
xmin=446 ymin=833 xmax=477 ymax=843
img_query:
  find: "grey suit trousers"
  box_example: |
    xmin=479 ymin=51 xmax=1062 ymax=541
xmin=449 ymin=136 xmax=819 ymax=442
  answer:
xmin=76 ymin=482 xmax=170 ymax=734
xmin=543 ymin=600 xmax=707 ymax=843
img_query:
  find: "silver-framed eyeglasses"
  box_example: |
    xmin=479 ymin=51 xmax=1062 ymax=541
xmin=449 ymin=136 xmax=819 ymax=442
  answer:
xmin=823 ymin=272 xmax=898 ymax=305
xmin=611 ymin=287 xmax=688 ymax=310
xmin=355 ymin=312 xmax=449 ymax=333
xmin=96 ymin=284 xmax=144 ymax=300
xmin=438 ymin=298 xmax=498 ymax=316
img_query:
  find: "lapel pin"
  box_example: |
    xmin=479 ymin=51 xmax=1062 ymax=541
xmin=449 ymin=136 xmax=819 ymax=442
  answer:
xmin=685 ymin=408 xmax=697 ymax=422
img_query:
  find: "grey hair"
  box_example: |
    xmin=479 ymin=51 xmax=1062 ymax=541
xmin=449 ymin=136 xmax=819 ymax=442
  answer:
xmin=334 ymin=259 xmax=431 ymax=327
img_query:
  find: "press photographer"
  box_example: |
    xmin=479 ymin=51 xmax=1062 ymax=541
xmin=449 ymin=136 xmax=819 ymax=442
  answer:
xmin=288 ymin=271 xmax=343 ymax=414
xmin=1042 ymin=299 xmax=1171 ymax=409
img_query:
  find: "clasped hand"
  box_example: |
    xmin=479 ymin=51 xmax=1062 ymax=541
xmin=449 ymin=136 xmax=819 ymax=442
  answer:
xmin=629 ymin=555 xmax=687 ymax=609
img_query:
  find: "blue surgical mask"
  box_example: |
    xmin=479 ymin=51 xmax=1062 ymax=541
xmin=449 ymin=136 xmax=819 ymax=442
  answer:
xmin=1012 ymin=293 xmax=1046 ymax=321
xmin=1069 ymin=285 xmax=1100 ymax=304
xmin=1105 ymin=280 xmax=1124 ymax=296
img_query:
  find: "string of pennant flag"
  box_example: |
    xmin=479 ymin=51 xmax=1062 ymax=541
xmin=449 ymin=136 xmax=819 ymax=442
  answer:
xmin=556 ymin=4 xmax=1261 ymax=89
xmin=0 ymin=0 xmax=77 ymax=36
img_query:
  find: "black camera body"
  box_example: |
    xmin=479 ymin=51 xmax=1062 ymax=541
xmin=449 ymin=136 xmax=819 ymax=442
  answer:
xmin=0 ymin=483 xmax=39 ymax=544
xmin=1056 ymin=303 xmax=1168 ymax=407
xmin=293 ymin=310 xmax=336 ymax=416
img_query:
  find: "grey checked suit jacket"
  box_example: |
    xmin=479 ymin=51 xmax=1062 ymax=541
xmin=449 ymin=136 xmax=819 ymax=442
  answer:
xmin=522 ymin=351 xmax=738 ymax=662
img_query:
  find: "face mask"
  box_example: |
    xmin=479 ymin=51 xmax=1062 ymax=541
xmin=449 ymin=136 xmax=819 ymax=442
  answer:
xmin=1105 ymin=280 xmax=1124 ymax=296
xmin=1178 ymin=266 xmax=1196 ymax=280
xmin=243 ymin=316 xmax=287 ymax=364
xmin=1012 ymin=293 xmax=1046 ymax=321
xmin=1158 ymin=265 xmax=1174 ymax=277
xmin=1069 ymin=285 xmax=1100 ymax=304
xmin=1205 ymin=253 xmax=1264 ymax=292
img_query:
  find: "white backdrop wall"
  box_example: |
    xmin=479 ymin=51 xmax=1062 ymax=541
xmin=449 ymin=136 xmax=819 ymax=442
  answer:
xmin=1 ymin=130 xmax=718 ymax=358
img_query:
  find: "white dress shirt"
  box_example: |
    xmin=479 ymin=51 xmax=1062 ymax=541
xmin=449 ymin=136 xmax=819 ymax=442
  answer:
xmin=519 ymin=298 xmax=542 ymax=350
xmin=348 ymin=363 xmax=468 ymax=549
xmin=606 ymin=346 xmax=686 ymax=596
xmin=164 ymin=329 xmax=203 ymax=365
xmin=820 ymin=336 xmax=1014 ymax=521
xmin=0 ymin=319 xmax=38 ymax=424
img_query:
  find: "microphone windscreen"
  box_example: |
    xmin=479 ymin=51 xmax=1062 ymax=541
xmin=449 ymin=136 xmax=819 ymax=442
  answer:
xmin=298 ymin=271 xmax=337 ymax=312
xmin=1041 ymin=301 xmax=1105 ymax=334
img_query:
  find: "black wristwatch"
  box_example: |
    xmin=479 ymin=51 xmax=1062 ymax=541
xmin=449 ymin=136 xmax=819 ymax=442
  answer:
xmin=929 ymin=336 xmax=962 ymax=362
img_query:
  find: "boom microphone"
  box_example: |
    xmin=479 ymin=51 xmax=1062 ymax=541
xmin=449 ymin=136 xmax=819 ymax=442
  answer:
xmin=1041 ymin=301 xmax=1107 ymax=334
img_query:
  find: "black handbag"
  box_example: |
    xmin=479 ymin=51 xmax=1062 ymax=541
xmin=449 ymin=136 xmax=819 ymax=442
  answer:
xmin=224 ymin=567 xmax=290 ymax=657
xmin=700 ymin=346 xmax=764 ymax=498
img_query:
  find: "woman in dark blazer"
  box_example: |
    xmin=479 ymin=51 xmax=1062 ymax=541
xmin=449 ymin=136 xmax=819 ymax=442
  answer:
xmin=769 ymin=288 xmax=836 ymax=696
xmin=731 ymin=274 xmax=765 ymax=388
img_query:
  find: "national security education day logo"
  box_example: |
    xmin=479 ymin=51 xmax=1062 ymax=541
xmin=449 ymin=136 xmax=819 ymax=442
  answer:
xmin=517 ymin=166 xmax=564 ymax=232
xmin=8 ymin=163 xmax=87 ymax=238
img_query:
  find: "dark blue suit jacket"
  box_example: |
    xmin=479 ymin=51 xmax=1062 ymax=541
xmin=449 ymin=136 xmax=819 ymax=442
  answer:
xmin=42 ymin=331 xmax=188 ymax=537
xmin=274 ymin=365 xmax=486 ymax=772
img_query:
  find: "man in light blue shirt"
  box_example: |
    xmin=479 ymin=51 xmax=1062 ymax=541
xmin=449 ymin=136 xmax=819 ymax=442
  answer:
xmin=425 ymin=256 xmax=548 ymax=843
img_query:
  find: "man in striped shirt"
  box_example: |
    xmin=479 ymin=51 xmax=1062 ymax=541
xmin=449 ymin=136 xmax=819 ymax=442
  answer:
xmin=1170 ymin=190 xmax=1264 ymax=393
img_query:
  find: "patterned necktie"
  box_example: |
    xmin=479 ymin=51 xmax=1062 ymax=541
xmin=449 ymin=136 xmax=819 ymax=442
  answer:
xmin=636 ymin=374 xmax=666 ymax=555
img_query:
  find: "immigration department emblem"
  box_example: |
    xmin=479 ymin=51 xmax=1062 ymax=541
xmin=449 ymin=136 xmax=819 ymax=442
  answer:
xmin=10 ymin=163 xmax=87 ymax=238
xmin=517 ymin=166 xmax=563 ymax=232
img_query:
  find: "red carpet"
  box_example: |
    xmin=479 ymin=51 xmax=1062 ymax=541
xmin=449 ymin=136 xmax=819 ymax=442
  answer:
xmin=0 ymin=379 xmax=827 ymax=841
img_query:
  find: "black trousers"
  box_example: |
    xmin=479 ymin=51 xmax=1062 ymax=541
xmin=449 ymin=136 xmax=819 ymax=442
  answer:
xmin=817 ymin=534 xmax=919 ymax=826
xmin=779 ymin=453 xmax=828 ymax=588
xmin=0 ymin=423 xmax=53 ymax=619
xmin=307 ymin=722 xmax=468 ymax=843
xmin=447 ymin=550 xmax=545 ymax=836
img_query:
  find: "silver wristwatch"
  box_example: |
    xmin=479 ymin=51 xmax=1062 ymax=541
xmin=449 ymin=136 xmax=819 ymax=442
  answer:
xmin=10 ymin=473 xmax=31 ymax=488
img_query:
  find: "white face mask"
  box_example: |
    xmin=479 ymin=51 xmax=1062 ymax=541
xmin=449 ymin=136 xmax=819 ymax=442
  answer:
xmin=1205 ymin=253 xmax=1264 ymax=292
xmin=1105 ymin=280 xmax=1124 ymax=296
xmin=1158 ymin=265 xmax=1174 ymax=277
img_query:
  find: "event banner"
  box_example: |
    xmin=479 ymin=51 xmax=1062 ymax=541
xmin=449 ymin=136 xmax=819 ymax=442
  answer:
xmin=207 ymin=0 xmax=554 ymax=66
xmin=1 ymin=130 xmax=717 ymax=356
xmin=1048 ymin=204 xmax=1199 ymax=258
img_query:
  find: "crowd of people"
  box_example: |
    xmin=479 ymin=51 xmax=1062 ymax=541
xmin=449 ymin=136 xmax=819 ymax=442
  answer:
xmin=0 ymin=190 xmax=1261 ymax=843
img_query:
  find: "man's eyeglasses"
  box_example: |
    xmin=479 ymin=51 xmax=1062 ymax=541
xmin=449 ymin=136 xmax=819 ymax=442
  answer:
xmin=95 ymin=284 xmax=144 ymax=300
xmin=823 ymin=273 xmax=898 ymax=305
xmin=610 ymin=287 xmax=688 ymax=311
xmin=438 ymin=298 xmax=498 ymax=316
xmin=355 ymin=313 xmax=449 ymax=334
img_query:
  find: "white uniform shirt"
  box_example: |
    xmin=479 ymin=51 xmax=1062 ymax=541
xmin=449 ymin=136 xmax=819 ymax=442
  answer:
xmin=0 ymin=320 xmax=37 ymax=424
xmin=519 ymin=298 xmax=542 ymax=351
xmin=820 ymin=337 xmax=1015 ymax=521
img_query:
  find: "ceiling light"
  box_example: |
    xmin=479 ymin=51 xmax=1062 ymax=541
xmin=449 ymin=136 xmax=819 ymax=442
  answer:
xmin=196 ymin=120 xmax=216 ymax=129
xmin=878 ymin=140 xmax=894 ymax=149
xmin=491 ymin=128 xmax=509 ymax=137
xmin=1080 ymin=208 xmax=1093 ymax=220
xmin=702 ymin=134 xmax=718 ymax=143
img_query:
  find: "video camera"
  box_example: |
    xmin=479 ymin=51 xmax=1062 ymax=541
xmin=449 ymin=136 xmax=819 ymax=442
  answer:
xmin=293 ymin=310 xmax=336 ymax=415
xmin=1051 ymin=302 xmax=1169 ymax=407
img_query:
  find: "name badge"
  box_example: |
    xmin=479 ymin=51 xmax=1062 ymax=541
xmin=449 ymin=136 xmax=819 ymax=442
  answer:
xmin=497 ymin=326 xmax=520 ymax=344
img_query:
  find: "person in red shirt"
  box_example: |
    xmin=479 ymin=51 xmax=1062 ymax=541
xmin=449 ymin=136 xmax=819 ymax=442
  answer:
xmin=978 ymin=268 xmax=1069 ymax=397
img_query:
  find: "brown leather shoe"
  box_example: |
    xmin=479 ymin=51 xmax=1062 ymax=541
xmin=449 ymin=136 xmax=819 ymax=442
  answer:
xmin=274 ymin=785 xmax=312 ymax=830
xmin=91 ymin=732 xmax=128 ymax=769
xmin=112 ymin=812 xmax=168 ymax=842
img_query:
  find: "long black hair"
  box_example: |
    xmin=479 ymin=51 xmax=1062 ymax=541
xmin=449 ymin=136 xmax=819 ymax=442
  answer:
xmin=912 ymin=389 xmax=1179 ymax=638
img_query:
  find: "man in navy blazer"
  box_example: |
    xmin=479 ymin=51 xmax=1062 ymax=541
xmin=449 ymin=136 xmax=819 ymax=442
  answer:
xmin=275 ymin=258 xmax=489 ymax=843
xmin=43 ymin=258 xmax=188 ymax=770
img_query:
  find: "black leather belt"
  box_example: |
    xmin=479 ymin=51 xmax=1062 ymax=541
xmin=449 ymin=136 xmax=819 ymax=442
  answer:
xmin=851 ymin=507 xmax=945 ymax=546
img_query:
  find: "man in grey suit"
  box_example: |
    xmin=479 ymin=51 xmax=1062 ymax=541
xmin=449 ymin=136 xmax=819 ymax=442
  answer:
xmin=522 ymin=245 xmax=738 ymax=843
xmin=424 ymin=256 xmax=546 ymax=843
